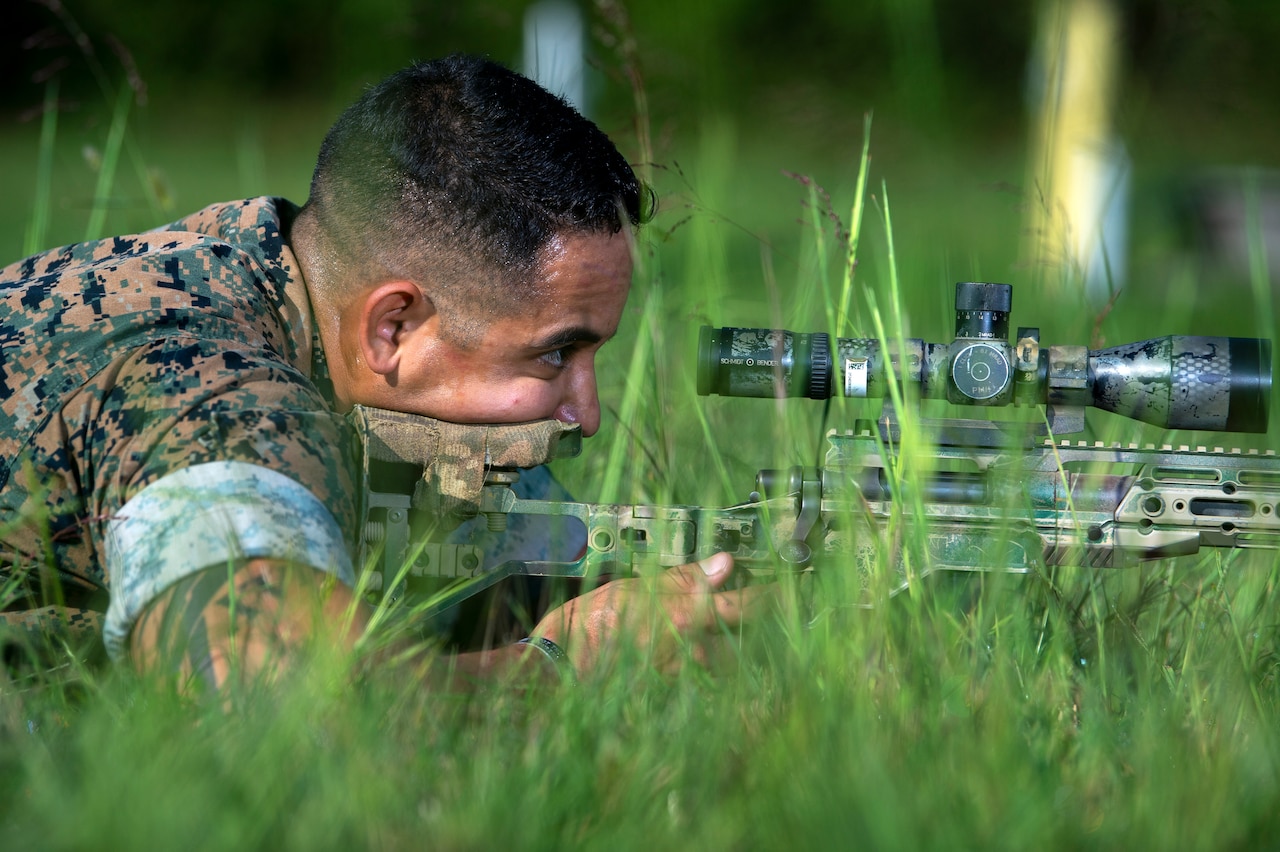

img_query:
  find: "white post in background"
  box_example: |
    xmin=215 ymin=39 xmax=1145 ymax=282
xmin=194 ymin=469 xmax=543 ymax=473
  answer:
xmin=1027 ymin=0 xmax=1129 ymax=307
xmin=1071 ymin=137 xmax=1130 ymax=306
xmin=523 ymin=0 xmax=588 ymax=116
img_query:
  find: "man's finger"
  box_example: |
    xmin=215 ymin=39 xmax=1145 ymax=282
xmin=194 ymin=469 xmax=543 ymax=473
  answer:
xmin=661 ymin=552 xmax=734 ymax=593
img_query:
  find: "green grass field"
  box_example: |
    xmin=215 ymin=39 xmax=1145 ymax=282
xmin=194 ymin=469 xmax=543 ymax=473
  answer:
xmin=4 ymin=12 xmax=1280 ymax=848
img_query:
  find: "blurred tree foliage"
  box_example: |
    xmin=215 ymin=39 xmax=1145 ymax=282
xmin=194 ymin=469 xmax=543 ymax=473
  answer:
xmin=1 ymin=0 xmax=524 ymax=107
xmin=4 ymin=0 xmax=1279 ymax=135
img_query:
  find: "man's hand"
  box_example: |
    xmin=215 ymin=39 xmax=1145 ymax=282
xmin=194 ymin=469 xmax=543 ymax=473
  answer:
xmin=531 ymin=552 xmax=767 ymax=678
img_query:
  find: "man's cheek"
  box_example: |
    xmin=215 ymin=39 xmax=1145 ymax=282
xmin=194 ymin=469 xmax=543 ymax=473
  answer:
xmin=464 ymin=383 xmax=535 ymax=422
xmin=503 ymin=385 xmax=559 ymax=422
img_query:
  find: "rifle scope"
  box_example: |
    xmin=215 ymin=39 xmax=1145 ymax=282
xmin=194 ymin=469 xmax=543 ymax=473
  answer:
xmin=697 ymin=282 xmax=1273 ymax=433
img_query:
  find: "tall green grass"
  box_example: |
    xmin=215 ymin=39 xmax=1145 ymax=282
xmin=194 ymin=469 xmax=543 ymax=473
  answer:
xmin=5 ymin=44 xmax=1280 ymax=852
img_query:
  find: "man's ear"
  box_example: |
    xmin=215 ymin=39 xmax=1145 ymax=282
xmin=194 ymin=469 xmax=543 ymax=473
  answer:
xmin=358 ymin=281 xmax=434 ymax=376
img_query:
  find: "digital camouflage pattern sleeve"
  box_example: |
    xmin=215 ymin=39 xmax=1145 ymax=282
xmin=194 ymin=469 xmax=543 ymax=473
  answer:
xmin=0 ymin=198 xmax=360 ymax=661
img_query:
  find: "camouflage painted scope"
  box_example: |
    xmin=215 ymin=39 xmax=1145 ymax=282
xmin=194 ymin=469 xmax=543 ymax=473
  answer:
xmin=697 ymin=282 xmax=1273 ymax=433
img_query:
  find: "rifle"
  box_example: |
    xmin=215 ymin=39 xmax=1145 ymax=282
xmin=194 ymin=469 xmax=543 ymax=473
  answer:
xmin=352 ymin=282 xmax=1278 ymax=615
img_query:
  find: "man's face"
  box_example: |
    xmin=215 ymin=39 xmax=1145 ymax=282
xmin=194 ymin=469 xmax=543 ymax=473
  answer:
xmin=391 ymin=231 xmax=632 ymax=437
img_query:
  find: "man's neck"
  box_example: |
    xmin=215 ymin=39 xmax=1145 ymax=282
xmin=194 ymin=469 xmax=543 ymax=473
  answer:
xmin=288 ymin=212 xmax=357 ymax=412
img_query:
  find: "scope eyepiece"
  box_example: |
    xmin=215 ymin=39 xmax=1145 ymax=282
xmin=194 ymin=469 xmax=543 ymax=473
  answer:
xmin=698 ymin=326 xmax=832 ymax=399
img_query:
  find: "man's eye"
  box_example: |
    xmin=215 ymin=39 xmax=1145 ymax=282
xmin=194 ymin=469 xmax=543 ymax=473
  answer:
xmin=538 ymin=347 xmax=570 ymax=369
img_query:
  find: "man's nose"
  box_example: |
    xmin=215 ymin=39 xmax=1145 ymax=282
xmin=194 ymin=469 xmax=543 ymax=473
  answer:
xmin=557 ymin=364 xmax=601 ymax=438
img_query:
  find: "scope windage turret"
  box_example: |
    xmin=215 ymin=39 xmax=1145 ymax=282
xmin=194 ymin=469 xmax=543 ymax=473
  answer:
xmin=697 ymin=282 xmax=1273 ymax=433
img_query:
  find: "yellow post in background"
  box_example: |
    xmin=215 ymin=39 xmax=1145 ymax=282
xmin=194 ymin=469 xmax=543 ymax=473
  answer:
xmin=1026 ymin=0 xmax=1129 ymax=307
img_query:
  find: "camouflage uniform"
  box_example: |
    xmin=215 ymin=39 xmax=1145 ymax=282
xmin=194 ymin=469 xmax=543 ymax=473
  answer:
xmin=0 ymin=198 xmax=360 ymax=660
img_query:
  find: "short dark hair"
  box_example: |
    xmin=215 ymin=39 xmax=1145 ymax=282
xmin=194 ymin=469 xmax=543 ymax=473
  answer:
xmin=302 ymin=54 xmax=648 ymax=329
